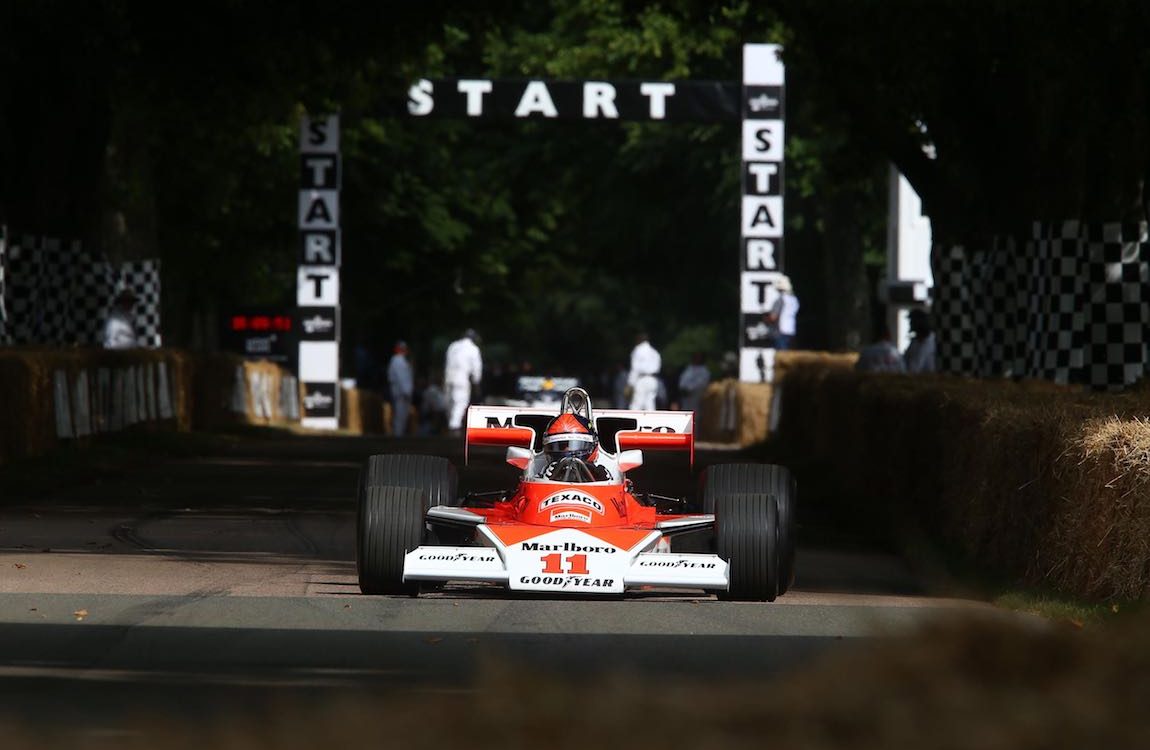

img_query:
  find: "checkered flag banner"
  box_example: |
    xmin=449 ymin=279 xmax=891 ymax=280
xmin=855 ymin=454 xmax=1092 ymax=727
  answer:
xmin=1082 ymin=222 xmax=1148 ymax=390
xmin=118 ymin=259 xmax=162 ymax=348
xmin=39 ymin=238 xmax=84 ymax=345
xmin=72 ymin=258 xmax=118 ymax=346
xmin=931 ymin=244 xmax=977 ymax=376
xmin=931 ymin=220 xmax=1149 ymax=390
xmin=7 ymin=235 xmax=44 ymax=343
xmin=0 ymin=235 xmax=162 ymax=348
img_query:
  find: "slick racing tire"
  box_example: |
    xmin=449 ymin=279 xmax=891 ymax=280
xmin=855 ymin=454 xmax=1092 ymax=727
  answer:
xmin=714 ymin=492 xmax=779 ymax=602
xmin=700 ymin=463 xmax=796 ymax=595
xmin=363 ymin=454 xmax=459 ymax=507
xmin=358 ymin=485 xmax=427 ymax=595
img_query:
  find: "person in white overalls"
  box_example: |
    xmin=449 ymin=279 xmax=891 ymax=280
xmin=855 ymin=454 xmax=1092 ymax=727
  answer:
xmin=444 ymin=328 xmax=482 ymax=432
xmin=628 ymin=332 xmax=662 ymax=411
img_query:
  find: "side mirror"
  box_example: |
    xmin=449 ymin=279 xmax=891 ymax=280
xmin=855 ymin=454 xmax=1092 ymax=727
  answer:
xmin=506 ymin=445 xmax=534 ymax=470
xmin=617 ymin=449 xmax=643 ymax=473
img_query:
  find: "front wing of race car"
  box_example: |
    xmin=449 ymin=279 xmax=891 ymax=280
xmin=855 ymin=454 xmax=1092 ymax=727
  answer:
xmin=403 ymin=516 xmax=727 ymax=594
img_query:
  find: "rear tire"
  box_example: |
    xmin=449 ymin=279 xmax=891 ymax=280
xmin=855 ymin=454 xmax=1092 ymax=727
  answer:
xmin=364 ymin=454 xmax=459 ymax=507
xmin=714 ymin=492 xmax=779 ymax=601
xmin=700 ymin=463 xmax=796 ymax=594
xmin=357 ymin=485 xmax=426 ymax=595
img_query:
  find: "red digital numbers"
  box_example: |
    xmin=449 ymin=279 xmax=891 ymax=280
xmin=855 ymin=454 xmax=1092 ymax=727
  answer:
xmin=230 ymin=314 xmax=292 ymax=333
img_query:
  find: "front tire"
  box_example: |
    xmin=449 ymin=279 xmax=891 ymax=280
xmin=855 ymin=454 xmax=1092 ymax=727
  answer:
xmin=714 ymin=492 xmax=779 ymax=601
xmin=357 ymin=485 xmax=426 ymax=595
xmin=364 ymin=454 xmax=459 ymax=507
xmin=701 ymin=463 xmax=796 ymax=595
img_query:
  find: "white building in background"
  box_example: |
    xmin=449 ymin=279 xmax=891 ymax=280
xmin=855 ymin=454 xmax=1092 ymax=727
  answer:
xmin=883 ymin=166 xmax=934 ymax=351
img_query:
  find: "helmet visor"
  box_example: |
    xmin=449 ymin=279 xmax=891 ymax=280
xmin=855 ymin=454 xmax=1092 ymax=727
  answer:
xmin=543 ymin=432 xmax=595 ymax=456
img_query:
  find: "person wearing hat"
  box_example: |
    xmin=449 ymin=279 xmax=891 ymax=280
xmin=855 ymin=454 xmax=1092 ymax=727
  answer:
xmin=903 ymin=308 xmax=936 ymax=373
xmin=444 ymin=328 xmax=482 ymax=432
xmin=387 ymin=340 xmax=414 ymax=436
xmin=765 ymin=275 xmax=800 ymax=350
xmin=103 ymin=289 xmax=138 ymax=349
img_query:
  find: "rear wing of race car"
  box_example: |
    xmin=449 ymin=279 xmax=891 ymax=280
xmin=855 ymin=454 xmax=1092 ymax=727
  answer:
xmin=464 ymin=405 xmax=694 ymax=465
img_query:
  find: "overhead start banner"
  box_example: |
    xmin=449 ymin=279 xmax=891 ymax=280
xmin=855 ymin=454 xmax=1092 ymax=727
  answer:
xmin=298 ymin=115 xmax=341 ymax=429
xmin=406 ymin=78 xmax=740 ymax=122
xmin=403 ymin=45 xmax=784 ymax=385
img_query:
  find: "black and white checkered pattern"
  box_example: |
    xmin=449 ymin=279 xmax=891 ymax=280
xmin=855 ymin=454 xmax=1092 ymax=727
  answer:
xmin=1082 ymin=222 xmax=1148 ymax=390
xmin=39 ymin=239 xmax=83 ymax=346
xmin=7 ymin=235 xmax=44 ymax=343
xmin=932 ymin=220 xmax=1148 ymax=390
xmin=71 ymin=258 xmax=118 ymax=346
xmin=118 ymin=260 xmax=162 ymax=348
xmin=1024 ymin=221 xmax=1087 ymax=384
xmin=930 ymin=244 xmax=978 ymax=375
xmin=1 ymin=235 xmax=162 ymax=348
xmin=973 ymin=236 xmax=1024 ymax=377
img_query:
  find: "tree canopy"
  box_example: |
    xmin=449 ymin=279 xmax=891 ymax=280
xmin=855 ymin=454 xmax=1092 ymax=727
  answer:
xmin=776 ymin=0 xmax=1150 ymax=242
xmin=3 ymin=1 xmax=1145 ymax=379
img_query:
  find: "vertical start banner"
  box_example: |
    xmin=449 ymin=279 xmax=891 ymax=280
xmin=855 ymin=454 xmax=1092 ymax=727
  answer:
xmin=298 ymin=115 xmax=341 ymax=429
xmin=739 ymin=44 xmax=785 ymax=383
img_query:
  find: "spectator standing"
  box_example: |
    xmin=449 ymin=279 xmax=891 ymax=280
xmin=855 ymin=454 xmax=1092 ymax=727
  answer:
xmin=855 ymin=326 xmax=906 ymax=373
xmin=678 ymin=352 xmax=711 ymax=413
xmin=444 ymin=328 xmax=482 ymax=432
xmin=904 ymin=308 xmax=937 ymax=374
xmin=103 ymin=290 xmax=138 ymax=349
xmin=628 ymin=331 xmax=661 ymax=410
xmin=770 ymin=275 xmax=800 ymax=350
xmin=387 ymin=340 xmax=414 ymax=436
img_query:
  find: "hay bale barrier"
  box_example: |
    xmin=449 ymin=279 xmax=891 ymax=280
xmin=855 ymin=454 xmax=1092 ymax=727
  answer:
xmin=0 ymin=348 xmax=195 ymax=465
xmin=774 ymin=364 xmax=1150 ymax=601
xmin=0 ymin=347 xmax=400 ymax=467
xmin=0 ymin=349 xmax=326 ymax=467
xmin=696 ymin=350 xmax=856 ymax=445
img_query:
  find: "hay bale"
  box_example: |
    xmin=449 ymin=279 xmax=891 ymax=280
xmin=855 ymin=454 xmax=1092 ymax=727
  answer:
xmin=774 ymin=362 xmax=1150 ymax=601
xmin=1046 ymin=417 xmax=1150 ymax=599
xmin=693 ymin=351 xmax=855 ymax=446
xmin=0 ymin=347 xmax=198 ymax=465
xmin=341 ymin=387 xmax=386 ymax=435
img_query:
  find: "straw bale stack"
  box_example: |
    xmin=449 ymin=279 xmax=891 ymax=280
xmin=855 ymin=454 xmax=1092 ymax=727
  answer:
xmin=775 ymin=364 xmax=1150 ymax=600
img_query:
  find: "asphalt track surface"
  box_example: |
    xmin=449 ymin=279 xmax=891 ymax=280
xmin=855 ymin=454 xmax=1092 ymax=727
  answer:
xmin=0 ymin=430 xmax=998 ymax=731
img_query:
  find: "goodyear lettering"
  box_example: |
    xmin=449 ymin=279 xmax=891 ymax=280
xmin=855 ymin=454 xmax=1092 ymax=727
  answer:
xmin=418 ymin=552 xmax=498 ymax=563
xmin=539 ymin=491 xmax=604 ymax=515
xmin=519 ymin=576 xmax=616 ymax=588
xmin=521 ymin=541 xmax=616 ymax=554
xmin=637 ymin=559 xmax=717 ymax=569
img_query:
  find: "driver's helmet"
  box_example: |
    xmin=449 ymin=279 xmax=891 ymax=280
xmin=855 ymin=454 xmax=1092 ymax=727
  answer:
xmin=542 ymin=413 xmax=598 ymax=463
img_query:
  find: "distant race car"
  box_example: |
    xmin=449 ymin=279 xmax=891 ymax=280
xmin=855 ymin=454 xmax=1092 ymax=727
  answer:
xmin=356 ymin=388 xmax=796 ymax=600
xmin=505 ymin=375 xmax=579 ymax=408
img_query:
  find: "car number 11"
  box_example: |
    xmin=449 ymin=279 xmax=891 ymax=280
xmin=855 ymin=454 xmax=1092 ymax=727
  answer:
xmin=540 ymin=553 xmax=589 ymax=575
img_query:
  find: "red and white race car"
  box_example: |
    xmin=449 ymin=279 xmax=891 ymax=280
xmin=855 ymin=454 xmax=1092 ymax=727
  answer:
xmin=356 ymin=388 xmax=795 ymax=600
